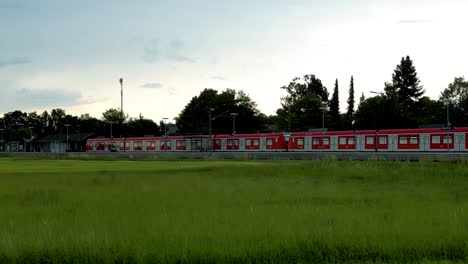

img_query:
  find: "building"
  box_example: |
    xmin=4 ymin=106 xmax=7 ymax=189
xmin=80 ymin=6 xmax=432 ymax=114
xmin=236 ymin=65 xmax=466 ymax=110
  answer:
xmin=37 ymin=133 xmax=94 ymax=153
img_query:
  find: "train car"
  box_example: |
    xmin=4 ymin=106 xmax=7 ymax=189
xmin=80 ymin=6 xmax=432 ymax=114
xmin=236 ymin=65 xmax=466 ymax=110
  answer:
xmin=213 ymin=133 xmax=287 ymax=152
xmin=87 ymin=138 xmax=124 ymax=152
xmin=86 ymin=127 xmax=468 ymax=153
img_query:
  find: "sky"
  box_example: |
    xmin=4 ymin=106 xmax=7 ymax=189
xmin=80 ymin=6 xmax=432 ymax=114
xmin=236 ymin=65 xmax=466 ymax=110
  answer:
xmin=1 ymin=0 xmax=467 ymax=122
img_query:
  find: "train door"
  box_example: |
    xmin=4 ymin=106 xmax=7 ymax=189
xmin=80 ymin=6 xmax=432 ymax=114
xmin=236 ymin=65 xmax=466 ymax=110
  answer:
xmin=261 ymin=137 xmax=266 ymax=151
xmin=239 ymin=138 xmax=245 ymax=151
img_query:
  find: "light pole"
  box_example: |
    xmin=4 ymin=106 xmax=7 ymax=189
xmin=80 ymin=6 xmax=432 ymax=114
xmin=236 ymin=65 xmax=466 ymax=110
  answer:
xmin=370 ymin=91 xmax=384 ymax=96
xmin=208 ymin=108 xmax=214 ymax=136
xmin=28 ymin=126 xmax=34 ymax=152
xmin=319 ymin=105 xmax=327 ymax=151
xmin=64 ymin=124 xmax=71 ymax=152
xmin=77 ymin=125 xmax=81 ymax=151
xmin=208 ymin=108 xmax=214 ymax=152
xmin=230 ymin=113 xmax=238 ymax=135
xmin=162 ymin=117 xmax=168 ymax=151
xmin=0 ymin=128 xmax=4 ymax=152
xmin=108 ymin=121 xmax=116 ymax=139
xmin=120 ymin=78 xmax=124 ymax=121
xmin=443 ymin=98 xmax=450 ymax=127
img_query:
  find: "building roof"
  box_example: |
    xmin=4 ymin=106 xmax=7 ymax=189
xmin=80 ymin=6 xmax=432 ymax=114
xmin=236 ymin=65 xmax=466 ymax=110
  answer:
xmin=37 ymin=133 xmax=94 ymax=143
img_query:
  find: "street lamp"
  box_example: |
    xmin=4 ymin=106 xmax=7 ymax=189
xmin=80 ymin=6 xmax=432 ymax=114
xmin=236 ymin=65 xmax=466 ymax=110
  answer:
xmin=28 ymin=126 xmax=34 ymax=152
xmin=443 ymin=98 xmax=450 ymax=127
xmin=108 ymin=121 xmax=116 ymax=139
xmin=208 ymin=108 xmax=214 ymax=152
xmin=162 ymin=117 xmax=168 ymax=151
xmin=208 ymin=108 xmax=214 ymax=136
xmin=370 ymin=91 xmax=385 ymax=96
xmin=319 ymin=105 xmax=327 ymax=151
xmin=0 ymin=128 xmax=4 ymax=152
xmin=230 ymin=113 xmax=238 ymax=135
xmin=120 ymin=78 xmax=124 ymax=121
xmin=64 ymin=124 xmax=71 ymax=152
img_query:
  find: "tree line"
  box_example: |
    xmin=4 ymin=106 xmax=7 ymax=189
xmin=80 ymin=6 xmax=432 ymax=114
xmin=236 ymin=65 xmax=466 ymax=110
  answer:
xmin=1 ymin=55 xmax=467 ymax=144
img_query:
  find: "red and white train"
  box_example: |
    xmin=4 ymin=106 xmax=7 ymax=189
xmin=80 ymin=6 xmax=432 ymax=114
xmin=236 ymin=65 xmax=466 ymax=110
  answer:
xmin=86 ymin=128 xmax=468 ymax=153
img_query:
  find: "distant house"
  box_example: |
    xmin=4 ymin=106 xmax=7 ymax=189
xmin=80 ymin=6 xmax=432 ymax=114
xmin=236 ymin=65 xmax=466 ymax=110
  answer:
xmin=37 ymin=133 xmax=94 ymax=153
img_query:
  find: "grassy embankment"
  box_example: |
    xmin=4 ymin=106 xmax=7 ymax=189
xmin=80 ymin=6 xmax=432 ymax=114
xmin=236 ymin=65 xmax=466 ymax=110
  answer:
xmin=0 ymin=158 xmax=467 ymax=263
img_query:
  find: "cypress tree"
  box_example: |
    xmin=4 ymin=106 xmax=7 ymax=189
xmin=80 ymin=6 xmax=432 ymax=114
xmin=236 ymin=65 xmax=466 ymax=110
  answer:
xmin=330 ymin=79 xmax=340 ymax=124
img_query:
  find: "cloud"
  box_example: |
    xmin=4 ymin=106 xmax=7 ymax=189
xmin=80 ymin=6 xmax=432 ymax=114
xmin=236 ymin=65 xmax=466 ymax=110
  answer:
xmin=79 ymin=96 xmax=110 ymax=105
xmin=141 ymin=38 xmax=195 ymax=63
xmin=211 ymin=76 xmax=226 ymax=81
xmin=0 ymin=1 xmax=23 ymax=9
xmin=167 ymin=54 xmax=195 ymax=63
xmin=168 ymin=87 xmax=176 ymax=96
xmin=141 ymin=82 xmax=163 ymax=89
xmin=142 ymin=39 xmax=160 ymax=63
xmin=397 ymin=19 xmax=431 ymax=24
xmin=0 ymin=57 xmax=31 ymax=68
xmin=167 ymin=39 xmax=195 ymax=63
xmin=0 ymin=88 xmax=83 ymax=112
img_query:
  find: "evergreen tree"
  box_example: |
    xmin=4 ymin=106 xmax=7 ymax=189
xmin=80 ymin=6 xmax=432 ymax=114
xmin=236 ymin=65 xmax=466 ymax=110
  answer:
xmin=346 ymin=76 xmax=355 ymax=119
xmin=392 ymin=56 xmax=424 ymax=111
xmin=329 ymin=79 xmax=340 ymax=125
xmin=359 ymin=92 xmax=365 ymax=106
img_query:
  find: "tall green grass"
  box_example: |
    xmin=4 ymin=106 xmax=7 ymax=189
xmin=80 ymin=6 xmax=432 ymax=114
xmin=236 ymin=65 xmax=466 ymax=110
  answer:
xmin=0 ymin=158 xmax=467 ymax=263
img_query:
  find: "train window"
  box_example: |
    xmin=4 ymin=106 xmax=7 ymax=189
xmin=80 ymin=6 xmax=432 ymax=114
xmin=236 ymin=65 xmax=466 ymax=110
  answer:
xmin=253 ymin=139 xmax=259 ymax=146
xmin=312 ymin=138 xmax=319 ymax=145
xmin=267 ymin=139 xmax=273 ymax=146
xmin=366 ymin=137 xmax=374 ymax=145
xmin=432 ymin=136 xmax=440 ymax=144
xmin=246 ymin=139 xmax=251 ymax=146
xmin=410 ymin=137 xmax=418 ymax=144
xmin=167 ymin=141 xmax=172 ymax=147
xmin=176 ymin=141 xmax=181 ymax=147
xmin=443 ymin=136 xmax=452 ymax=144
xmin=297 ymin=138 xmax=304 ymax=145
xmin=339 ymin=137 xmax=346 ymax=145
xmin=379 ymin=136 xmax=387 ymax=145
xmin=227 ymin=139 xmax=233 ymax=146
xmin=234 ymin=139 xmax=239 ymax=146
xmin=323 ymin=138 xmax=329 ymax=145
xmin=215 ymin=139 xmax=221 ymax=146
xmin=399 ymin=137 xmax=408 ymax=144
xmin=348 ymin=138 xmax=355 ymax=145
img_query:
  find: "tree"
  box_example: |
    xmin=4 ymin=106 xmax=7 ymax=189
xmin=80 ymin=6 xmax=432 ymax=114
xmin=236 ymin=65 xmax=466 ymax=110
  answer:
xmin=176 ymin=88 xmax=263 ymax=134
xmin=392 ymin=56 xmax=425 ymax=111
xmin=359 ymin=92 xmax=365 ymax=106
xmin=102 ymin=108 xmax=127 ymax=124
xmin=440 ymin=77 xmax=468 ymax=126
xmin=276 ymin=75 xmax=331 ymax=131
xmin=126 ymin=114 xmax=160 ymax=137
xmin=329 ymin=79 xmax=340 ymax=127
xmin=345 ymin=76 xmax=355 ymax=128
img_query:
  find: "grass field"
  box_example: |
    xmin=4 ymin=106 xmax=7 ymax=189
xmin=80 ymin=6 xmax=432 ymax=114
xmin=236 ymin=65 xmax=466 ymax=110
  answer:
xmin=0 ymin=158 xmax=467 ymax=263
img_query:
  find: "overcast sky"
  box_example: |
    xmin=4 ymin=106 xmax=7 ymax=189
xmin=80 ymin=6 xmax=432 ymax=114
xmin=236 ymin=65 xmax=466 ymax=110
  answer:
xmin=1 ymin=0 xmax=467 ymax=121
